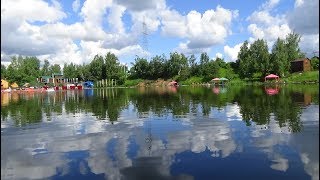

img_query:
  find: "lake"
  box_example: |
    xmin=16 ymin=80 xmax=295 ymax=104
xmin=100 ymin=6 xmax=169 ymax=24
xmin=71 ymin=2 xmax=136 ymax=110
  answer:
xmin=1 ymin=85 xmax=319 ymax=180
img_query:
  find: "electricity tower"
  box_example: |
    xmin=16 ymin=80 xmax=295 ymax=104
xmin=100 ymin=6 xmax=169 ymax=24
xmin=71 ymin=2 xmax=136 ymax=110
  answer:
xmin=141 ymin=18 xmax=149 ymax=59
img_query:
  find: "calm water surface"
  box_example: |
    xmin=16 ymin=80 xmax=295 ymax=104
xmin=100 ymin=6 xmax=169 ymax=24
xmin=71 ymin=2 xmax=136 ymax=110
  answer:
xmin=1 ymin=85 xmax=319 ymax=180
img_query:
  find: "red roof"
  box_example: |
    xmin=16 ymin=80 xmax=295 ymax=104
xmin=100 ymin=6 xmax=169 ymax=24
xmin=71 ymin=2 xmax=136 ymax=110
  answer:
xmin=265 ymin=74 xmax=279 ymax=79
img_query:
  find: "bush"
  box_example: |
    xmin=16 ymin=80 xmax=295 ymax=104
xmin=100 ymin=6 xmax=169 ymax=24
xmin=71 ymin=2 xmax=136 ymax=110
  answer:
xmin=180 ymin=76 xmax=203 ymax=85
xmin=123 ymin=79 xmax=143 ymax=87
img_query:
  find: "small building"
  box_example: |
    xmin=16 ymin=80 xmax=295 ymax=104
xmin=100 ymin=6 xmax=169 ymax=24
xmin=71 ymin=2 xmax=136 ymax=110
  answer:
xmin=1 ymin=79 xmax=19 ymax=89
xmin=1 ymin=79 xmax=9 ymax=89
xmin=290 ymin=58 xmax=311 ymax=73
xmin=38 ymin=76 xmax=53 ymax=84
xmin=52 ymin=73 xmax=64 ymax=86
xmin=10 ymin=82 xmax=19 ymax=89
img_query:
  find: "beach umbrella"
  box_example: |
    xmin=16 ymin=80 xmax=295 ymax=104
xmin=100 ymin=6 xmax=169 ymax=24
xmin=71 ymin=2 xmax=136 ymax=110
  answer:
xmin=219 ymin=77 xmax=229 ymax=81
xmin=212 ymin=78 xmax=220 ymax=81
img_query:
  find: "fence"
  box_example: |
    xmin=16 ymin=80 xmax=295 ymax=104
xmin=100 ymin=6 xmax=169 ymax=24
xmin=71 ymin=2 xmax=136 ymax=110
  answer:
xmin=96 ymin=79 xmax=117 ymax=88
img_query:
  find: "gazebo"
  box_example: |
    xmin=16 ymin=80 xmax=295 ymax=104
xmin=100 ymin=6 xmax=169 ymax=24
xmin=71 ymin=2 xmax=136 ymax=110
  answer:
xmin=265 ymin=74 xmax=279 ymax=82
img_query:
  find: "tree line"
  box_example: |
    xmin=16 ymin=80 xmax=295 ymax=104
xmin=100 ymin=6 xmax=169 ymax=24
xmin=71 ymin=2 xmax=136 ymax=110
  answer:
xmin=1 ymin=32 xmax=319 ymax=86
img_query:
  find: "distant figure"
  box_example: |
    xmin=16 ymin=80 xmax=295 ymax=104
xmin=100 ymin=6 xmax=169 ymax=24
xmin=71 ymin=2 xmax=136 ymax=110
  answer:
xmin=168 ymin=81 xmax=179 ymax=87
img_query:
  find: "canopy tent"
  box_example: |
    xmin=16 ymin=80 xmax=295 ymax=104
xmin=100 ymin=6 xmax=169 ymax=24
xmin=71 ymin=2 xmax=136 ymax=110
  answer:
xmin=219 ymin=77 xmax=229 ymax=81
xmin=265 ymin=74 xmax=279 ymax=82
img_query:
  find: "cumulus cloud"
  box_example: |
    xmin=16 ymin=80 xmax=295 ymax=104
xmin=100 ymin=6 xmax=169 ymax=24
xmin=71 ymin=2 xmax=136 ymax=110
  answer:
xmin=1 ymin=0 xmax=67 ymax=56
xmin=246 ymin=0 xmax=318 ymax=55
xmin=215 ymin=53 xmax=223 ymax=59
xmin=288 ymin=0 xmax=319 ymax=35
xmin=224 ymin=43 xmax=243 ymax=61
xmin=115 ymin=0 xmax=166 ymax=12
xmin=175 ymin=41 xmax=210 ymax=55
xmin=161 ymin=6 xmax=238 ymax=51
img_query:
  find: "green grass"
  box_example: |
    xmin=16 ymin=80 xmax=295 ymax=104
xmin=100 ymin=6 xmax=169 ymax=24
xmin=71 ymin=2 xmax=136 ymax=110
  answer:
xmin=180 ymin=76 xmax=203 ymax=85
xmin=284 ymin=71 xmax=319 ymax=83
xmin=123 ymin=79 xmax=143 ymax=87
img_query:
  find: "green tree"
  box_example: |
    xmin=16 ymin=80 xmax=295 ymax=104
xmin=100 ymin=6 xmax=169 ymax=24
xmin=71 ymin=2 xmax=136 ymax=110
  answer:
xmin=1 ymin=64 xmax=7 ymax=79
xmin=63 ymin=63 xmax=78 ymax=79
xmin=188 ymin=54 xmax=199 ymax=76
xmin=90 ymin=55 xmax=104 ymax=81
xmin=238 ymin=41 xmax=252 ymax=78
xmin=250 ymin=39 xmax=271 ymax=77
xmin=105 ymin=52 xmax=120 ymax=80
xmin=310 ymin=56 xmax=319 ymax=70
xmin=41 ymin=60 xmax=50 ymax=76
xmin=149 ymin=55 xmax=166 ymax=79
xmin=199 ymin=52 xmax=210 ymax=76
xmin=49 ymin=64 xmax=62 ymax=75
xmin=271 ymin=38 xmax=288 ymax=76
xmin=130 ymin=56 xmax=149 ymax=79
xmin=285 ymin=32 xmax=304 ymax=62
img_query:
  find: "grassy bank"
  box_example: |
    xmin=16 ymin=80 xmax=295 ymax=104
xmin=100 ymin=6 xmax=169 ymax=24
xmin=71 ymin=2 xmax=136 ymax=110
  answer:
xmin=117 ymin=71 xmax=319 ymax=87
xmin=283 ymin=71 xmax=319 ymax=83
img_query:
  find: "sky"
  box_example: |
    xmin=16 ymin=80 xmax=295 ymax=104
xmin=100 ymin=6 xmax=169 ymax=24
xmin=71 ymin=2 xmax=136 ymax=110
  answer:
xmin=1 ymin=0 xmax=319 ymax=67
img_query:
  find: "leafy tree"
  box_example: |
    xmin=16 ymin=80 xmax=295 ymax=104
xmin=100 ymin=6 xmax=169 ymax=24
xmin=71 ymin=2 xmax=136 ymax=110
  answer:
xmin=149 ymin=55 xmax=166 ymax=79
xmin=271 ymin=38 xmax=288 ymax=77
xmin=166 ymin=52 xmax=188 ymax=78
xmin=41 ymin=60 xmax=50 ymax=76
xmin=63 ymin=63 xmax=78 ymax=79
xmin=199 ymin=52 xmax=210 ymax=76
xmin=238 ymin=41 xmax=252 ymax=78
xmin=188 ymin=54 xmax=199 ymax=76
xmin=310 ymin=56 xmax=319 ymax=70
xmin=1 ymin=64 xmax=7 ymax=79
xmin=49 ymin=64 xmax=62 ymax=75
xmin=130 ymin=56 xmax=149 ymax=79
xmin=105 ymin=52 xmax=120 ymax=80
xmin=285 ymin=32 xmax=304 ymax=62
xmin=250 ymin=39 xmax=270 ymax=77
xmin=89 ymin=55 xmax=104 ymax=81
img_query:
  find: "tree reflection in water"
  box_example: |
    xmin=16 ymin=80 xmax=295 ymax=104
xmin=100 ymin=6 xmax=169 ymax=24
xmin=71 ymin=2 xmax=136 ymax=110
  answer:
xmin=1 ymin=85 xmax=318 ymax=133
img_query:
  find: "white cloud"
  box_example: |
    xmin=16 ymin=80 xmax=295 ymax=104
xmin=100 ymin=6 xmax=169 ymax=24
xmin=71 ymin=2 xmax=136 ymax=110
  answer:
xmin=224 ymin=43 xmax=243 ymax=61
xmin=1 ymin=0 xmax=66 ymax=23
xmin=115 ymin=0 xmax=165 ymax=12
xmin=107 ymin=4 xmax=126 ymax=34
xmin=294 ymin=0 xmax=304 ymax=8
xmin=246 ymin=0 xmax=318 ymax=56
xmin=72 ymin=0 xmax=81 ymax=13
xmin=175 ymin=41 xmax=210 ymax=55
xmin=80 ymin=0 xmax=112 ymax=26
xmin=160 ymin=9 xmax=187 ymax=38
xmin=247 ymin=11 xmax=286 ymax=26
xmin=161 ymin=5 xmax=238 ymax=51
xmin=261 ymin=0 xmax=280 ymax=10
xmin=288 ymin=0 xmax=319 ymax=35
xmin=215 ymin=53 xmax=223 ymax=59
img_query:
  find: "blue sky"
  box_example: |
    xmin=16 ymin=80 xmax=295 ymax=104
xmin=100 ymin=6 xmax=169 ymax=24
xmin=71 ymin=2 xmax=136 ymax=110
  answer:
xmin=1 ymin=0 xmax=319 ymax=67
